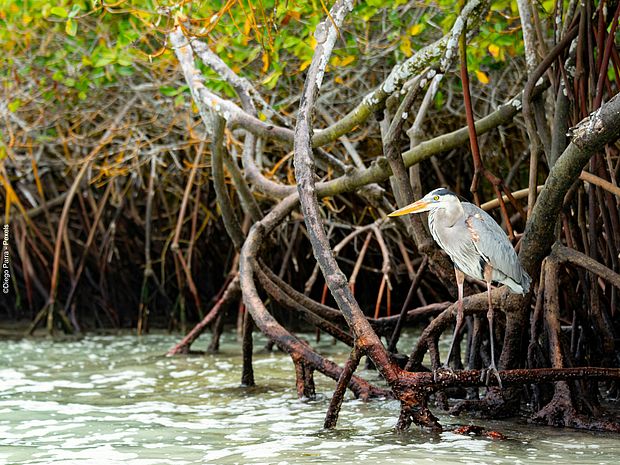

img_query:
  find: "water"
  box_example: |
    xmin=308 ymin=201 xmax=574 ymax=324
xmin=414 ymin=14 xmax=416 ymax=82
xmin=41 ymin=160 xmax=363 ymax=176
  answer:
xmin=0 ymin=333 xmax=618 ymax=465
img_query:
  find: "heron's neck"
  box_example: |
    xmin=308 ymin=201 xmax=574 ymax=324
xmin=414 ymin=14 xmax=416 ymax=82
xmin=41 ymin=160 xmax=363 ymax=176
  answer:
xmin=434 ymin=201 xmax=463 ymax=228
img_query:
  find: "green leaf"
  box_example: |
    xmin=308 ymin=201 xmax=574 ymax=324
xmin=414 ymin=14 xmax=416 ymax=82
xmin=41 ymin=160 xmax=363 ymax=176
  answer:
xmin=8 ymin=99 xmax=22 ymax=112
xmin=174 ymin=94 xmax=185 ymax=107
xmin=93 ymin=56 xmax=115 ymax=67
xmin=434 ymin=91 xmax=445 ymax=109
xmin=116 ymin=57 xmax=133 ymax=66
xmin=117 ymin=66 xmax=135 ymax=76
xmin=69 ymin=4 xmax=82 ymax=18
xmin=261 ymin=70 xmax=282 ymax=90
xmin=65 ymin=19 xmax=77 ymax=36
xmin=159 ymin=86 xmax=189 ymax=97
xmin=159 ymin=86 xmax=180 ymax=96
xmin=50 ymin=6 xmax=68 ymax=18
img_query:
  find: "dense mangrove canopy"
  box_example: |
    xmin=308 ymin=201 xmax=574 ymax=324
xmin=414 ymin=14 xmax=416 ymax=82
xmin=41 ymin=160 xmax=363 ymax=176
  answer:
xmin=1 ymin=0 xmax=620 ymax=431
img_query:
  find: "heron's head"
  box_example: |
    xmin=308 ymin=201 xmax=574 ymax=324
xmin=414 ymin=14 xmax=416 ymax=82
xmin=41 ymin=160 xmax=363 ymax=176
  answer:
xmin=388 ymin=188 xmax=460 ymax=217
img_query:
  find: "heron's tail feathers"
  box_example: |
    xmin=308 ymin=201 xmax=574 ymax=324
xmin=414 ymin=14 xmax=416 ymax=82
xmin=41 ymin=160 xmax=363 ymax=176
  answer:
xmin=503 ymin=271 xmax=531 ymax=294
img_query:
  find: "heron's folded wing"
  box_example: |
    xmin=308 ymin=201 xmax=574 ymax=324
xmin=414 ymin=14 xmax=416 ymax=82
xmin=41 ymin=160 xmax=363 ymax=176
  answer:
xmin=462 ymin=204 xmax=526 ymax=286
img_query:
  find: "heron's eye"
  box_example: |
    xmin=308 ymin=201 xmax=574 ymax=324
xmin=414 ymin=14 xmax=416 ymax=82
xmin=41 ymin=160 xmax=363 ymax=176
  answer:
xmin=433 ymin=195 xmax=439 ymax=201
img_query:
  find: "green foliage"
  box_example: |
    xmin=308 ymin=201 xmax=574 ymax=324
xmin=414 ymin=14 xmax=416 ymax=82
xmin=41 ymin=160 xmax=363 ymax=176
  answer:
xmin=1 ymin=0 xmax=148 ymax=104
xmin=423 ymin=0 xmax=526 ymax=85
xmin=0 ymin=0 xmax=532 ymax=108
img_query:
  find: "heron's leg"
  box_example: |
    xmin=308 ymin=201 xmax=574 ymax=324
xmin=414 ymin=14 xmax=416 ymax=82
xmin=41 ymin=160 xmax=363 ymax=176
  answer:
xmin=484 ymin=278 xmax=502 ymax=388
xmin=442 ymin=268 xmax=465 ymax=369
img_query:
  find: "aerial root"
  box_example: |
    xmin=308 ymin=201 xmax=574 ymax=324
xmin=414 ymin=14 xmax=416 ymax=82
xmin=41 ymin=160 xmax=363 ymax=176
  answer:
xmin=396 ymin=390 xmax=442 ymax=432
xmin=531 ymin=382 xmax=620 ymax=432
xmin=449 ymin=386 xmax=520 ymax=418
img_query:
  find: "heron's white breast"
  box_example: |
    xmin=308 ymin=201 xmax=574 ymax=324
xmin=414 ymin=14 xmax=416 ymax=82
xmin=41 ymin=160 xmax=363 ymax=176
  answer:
xmin=428 ymin=210 xmax=484 ymax=280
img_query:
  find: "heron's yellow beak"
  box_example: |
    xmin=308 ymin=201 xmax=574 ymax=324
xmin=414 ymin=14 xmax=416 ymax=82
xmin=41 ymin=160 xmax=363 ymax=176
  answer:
xmin=388 ymin=200 xmax=429 ymax=217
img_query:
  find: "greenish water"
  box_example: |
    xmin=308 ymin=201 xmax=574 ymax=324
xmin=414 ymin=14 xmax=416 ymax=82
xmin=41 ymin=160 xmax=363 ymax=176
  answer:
xmin=0 ymin=333 xmax=618 ymax=465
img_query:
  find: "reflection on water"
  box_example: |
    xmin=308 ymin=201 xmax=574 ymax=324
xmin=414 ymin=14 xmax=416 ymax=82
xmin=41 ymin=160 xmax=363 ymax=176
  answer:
xmin=0 ymin=334 xmax=618 ymax=464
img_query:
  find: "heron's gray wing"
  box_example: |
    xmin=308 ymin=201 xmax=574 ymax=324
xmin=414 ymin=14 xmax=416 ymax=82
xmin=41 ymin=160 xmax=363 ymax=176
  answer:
xmin=461 ymin=203 xmax=528 ymax=290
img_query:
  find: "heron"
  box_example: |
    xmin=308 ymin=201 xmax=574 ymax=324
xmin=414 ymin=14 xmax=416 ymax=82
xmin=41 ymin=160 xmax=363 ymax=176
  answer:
xmin=388 ymin=188 xmax=531 ymax=384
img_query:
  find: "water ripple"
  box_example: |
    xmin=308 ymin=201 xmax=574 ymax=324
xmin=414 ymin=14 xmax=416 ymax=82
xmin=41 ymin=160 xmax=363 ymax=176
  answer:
xmin=1 ymin=334 xmax=618 ymax=465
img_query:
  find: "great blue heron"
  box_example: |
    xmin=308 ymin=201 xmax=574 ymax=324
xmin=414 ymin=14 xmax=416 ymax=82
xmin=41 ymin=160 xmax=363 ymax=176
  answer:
xmin=388 ymin=188 xmax=531 ymax=383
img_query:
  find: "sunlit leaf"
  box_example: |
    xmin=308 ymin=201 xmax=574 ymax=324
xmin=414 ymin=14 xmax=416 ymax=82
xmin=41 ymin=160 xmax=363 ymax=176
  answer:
xmin=308 ymin=35 xmax=317 ymax=50
xmin=409 ymin=23 xmax=423 ymax=36
xmin=400 ymin=36 xmax=412 ymax=57
xmin=261 ymin=70 xmax=282 ymax=89
xmin=488 ymin=44 xmax=500 ymax=58
xmin=7 ymin=99 xmax=21 ymax=112
xmin=475 ymin=70 xmax=490 ymax=84
xmin=339 ymin=55 xmax=355 ymax=66
xmin=50 ymin=6 xmax=68 ymax=18
xmin=261 ymin=52 xmax=269 ymax=73
xmin=65 ymin=19 xmax=77 ymax=37
xmin=331 ymin=55 xmax=355 ymax=67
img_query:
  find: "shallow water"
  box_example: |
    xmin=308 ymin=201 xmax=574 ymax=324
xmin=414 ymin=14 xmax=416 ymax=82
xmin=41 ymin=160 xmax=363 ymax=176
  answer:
xmin=0 ymin=333 xmax=618 ymax=465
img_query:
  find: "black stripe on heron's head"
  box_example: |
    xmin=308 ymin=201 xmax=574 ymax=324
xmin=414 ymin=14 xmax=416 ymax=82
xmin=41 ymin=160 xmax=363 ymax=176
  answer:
xmin=428 ymin=188 xmax=452 ymax=196
xmin=428 ymin=188 xmax=469 ymax=203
